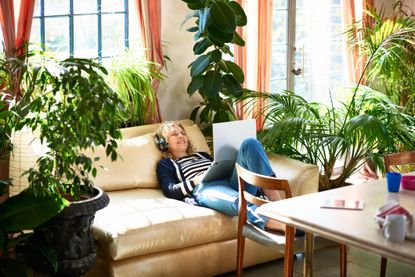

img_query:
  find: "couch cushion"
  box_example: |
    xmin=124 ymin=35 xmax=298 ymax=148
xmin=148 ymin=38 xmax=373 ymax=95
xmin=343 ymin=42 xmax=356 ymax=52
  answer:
xmin=84 ymin=134 xmax=162 ymax=191
xmin=93 ymin=189 xmax=237 ymax=261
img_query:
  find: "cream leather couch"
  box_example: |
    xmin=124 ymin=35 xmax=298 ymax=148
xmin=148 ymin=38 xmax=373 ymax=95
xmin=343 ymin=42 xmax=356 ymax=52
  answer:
xmin=84 ymin=120 xmax=321 ymax=277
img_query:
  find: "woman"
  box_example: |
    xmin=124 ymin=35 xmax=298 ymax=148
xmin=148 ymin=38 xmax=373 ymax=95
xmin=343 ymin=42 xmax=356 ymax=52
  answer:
xmin=155 ymin=121 xmax=285 ymax=231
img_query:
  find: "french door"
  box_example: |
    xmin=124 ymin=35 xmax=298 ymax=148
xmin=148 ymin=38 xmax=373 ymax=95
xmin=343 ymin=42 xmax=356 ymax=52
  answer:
xmin=271 ymin=0 xmax=348 ymax=103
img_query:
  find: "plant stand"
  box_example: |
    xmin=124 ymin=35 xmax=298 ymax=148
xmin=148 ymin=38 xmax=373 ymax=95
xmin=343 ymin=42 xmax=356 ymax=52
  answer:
xmin=16 ymin=186 xmax=109 ymax=276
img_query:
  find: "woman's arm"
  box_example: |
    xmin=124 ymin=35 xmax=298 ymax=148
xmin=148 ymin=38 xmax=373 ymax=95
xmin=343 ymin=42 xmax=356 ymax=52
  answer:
xmin=157 ymin=158 xmax=198 ymax=200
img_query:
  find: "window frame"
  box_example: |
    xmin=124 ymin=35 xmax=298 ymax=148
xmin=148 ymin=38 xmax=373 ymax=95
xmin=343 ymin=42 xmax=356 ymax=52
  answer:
xmin=34 ymin=0 xmax=130 ymax=62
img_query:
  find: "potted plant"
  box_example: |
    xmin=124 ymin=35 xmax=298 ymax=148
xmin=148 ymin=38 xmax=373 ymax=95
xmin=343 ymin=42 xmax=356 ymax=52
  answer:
xmin=8 ymin=52 xmax=124 ymax=276
xmin=240 ymin=5 xmax=415 ymax=190
xmin=0 ymin=52 xmax=69 ymax=276
xmin=107 ymin=48 xmax=164 ymax=127
xmin=346 ymin=2 xmax=415 ymax=114
xmin=182 ymin=0 xmax=247 ymax=133
xmin=242 ymin=87 xmax=415 ymax=191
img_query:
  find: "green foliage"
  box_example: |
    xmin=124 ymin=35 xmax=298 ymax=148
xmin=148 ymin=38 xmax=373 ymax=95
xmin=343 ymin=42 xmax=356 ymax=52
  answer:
xmin=0 ymin=184 xmax=68 ymax=276
xmin=14 ymin=55 xmax=124 ymax=200
xmin=182 ymin=0 xmax=247 ymax=131
xmin=242 ymin=88 xmax=415 ymax=191
xmin=346 ymin=3 xmax=415 ymax=114
xmin=107 ymin=49 xmax=164 ymax=127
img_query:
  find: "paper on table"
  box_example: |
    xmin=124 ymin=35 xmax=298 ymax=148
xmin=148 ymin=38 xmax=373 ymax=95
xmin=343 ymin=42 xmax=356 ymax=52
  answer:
xmin=320 ymin=199 xmax=365 ymax=210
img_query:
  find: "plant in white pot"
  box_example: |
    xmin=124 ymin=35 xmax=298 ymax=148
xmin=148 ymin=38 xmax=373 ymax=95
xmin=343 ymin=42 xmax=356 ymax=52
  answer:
xmin=13 ymin=54 xmax=124 ymax=276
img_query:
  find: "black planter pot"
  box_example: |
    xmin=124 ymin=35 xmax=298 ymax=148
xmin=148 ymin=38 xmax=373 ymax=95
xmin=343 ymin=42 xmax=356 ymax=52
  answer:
xmin=17 ymin=186 xmax=109 ymax=276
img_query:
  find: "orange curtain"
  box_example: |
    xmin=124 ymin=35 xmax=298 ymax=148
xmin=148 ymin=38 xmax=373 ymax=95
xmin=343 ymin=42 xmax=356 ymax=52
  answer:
xmin=254 ymin=0 xmax=272 ymax=130
xmin=343 ymin=0 xmax=375 ymax=84
xmin=135 ymin=0 xmax=164 ymax=123
xmin=0 ymin=0 xmax=17 ymax=57
xmin=234 ymin=0 xmax=247 ymax=120
xmin=16 ymin=0 xmax=36 ymax=57
xmin=0 ymin=0 xmax=36 ymax=99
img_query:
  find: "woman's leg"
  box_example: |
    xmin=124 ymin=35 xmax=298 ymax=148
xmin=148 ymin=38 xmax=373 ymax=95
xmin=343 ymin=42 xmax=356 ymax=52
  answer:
xmin=229 ymin=138 xmax=275 ymax=194
xmin=193 ymin=180 xmax=268 ymax=229
xmin=229 ymin=138 xmax=286 ymax=231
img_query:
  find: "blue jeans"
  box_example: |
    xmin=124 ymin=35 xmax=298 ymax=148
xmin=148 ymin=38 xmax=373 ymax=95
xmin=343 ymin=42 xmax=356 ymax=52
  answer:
xmin=193 ymin=138 xmax=275 ymax=229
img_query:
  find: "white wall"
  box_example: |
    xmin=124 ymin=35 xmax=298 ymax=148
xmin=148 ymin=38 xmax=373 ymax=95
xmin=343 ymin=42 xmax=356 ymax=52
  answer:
xmin=158 ymin=1 xmax=202 ymax=121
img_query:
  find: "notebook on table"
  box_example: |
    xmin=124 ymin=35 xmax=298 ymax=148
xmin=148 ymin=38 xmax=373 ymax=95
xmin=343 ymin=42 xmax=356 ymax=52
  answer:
xmin=202 ymin=119 xmax=256 ymax=182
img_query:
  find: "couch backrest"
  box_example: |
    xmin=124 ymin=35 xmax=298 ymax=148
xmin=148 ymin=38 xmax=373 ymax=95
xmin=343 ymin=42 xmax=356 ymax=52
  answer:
xmin=83 ymin=120 xmax=210 ymax=191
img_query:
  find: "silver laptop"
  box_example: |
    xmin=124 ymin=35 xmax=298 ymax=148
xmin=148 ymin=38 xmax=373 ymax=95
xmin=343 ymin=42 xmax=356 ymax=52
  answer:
xmin=202 ymin=119 xmax=256 ymax=182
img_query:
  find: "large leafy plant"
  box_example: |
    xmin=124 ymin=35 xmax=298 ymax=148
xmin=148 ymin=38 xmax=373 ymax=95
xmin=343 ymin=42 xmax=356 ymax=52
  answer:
xmin=18 ymin=54 xmax=124 ymax=199
xmin=243 ymin=88 xmax=415 ymax=191
xmin=346 ymin=3 xmax=415 ymax=114
xmin=107 ymin=49 xmax=164 ymax=127
xmin=241 ymin=3 xmax=415 ymax=191
xmin=182 ymin=0 xmax=247 ymax=132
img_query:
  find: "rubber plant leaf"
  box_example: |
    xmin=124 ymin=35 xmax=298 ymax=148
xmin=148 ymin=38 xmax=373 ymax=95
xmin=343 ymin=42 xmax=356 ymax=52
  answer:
xmin=203 ymin=70 xmax=223 ymax=98
xmin=207 ymin=24 xmax=234 ymax=43
xmin=209 ymin=1 xmax=236 ymax=34
xmin=193 ymin=38 xmax=212 ymax=54
xmin=187 ymin=75 xmax=204 ymax=95
xmin=223 ymin=60 xmax=244 ymax=83
xmin=228 ymin=1 xmax=247 ymax=26
xmin=223 ymin=74 xmax=243 ymax=97
xmin=190 ymin=54 xmax=211 ymax=77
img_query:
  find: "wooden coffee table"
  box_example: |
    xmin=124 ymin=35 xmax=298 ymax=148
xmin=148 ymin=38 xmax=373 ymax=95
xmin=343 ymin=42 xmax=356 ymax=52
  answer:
xmin=257 ymin=178 xmax=415 ymax=277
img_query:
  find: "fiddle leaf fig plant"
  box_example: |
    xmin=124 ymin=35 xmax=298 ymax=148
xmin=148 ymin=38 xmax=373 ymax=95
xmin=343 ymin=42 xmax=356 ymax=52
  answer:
xmin=182 ymin=0 xmax=247 ymax=131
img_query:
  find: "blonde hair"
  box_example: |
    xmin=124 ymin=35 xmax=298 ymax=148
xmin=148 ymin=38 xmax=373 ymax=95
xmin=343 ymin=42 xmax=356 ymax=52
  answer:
xmin=156 ymin=121 xmax=194 ymax=158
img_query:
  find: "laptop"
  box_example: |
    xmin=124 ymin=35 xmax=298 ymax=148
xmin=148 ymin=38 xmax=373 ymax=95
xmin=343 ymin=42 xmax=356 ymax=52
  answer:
xmin=202 ymin=119 xmax=256 ymax=182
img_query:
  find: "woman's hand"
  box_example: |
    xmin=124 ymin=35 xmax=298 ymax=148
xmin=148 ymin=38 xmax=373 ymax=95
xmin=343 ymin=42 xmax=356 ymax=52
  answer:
xmin=193 ymin=174 xmax=205 ymax=185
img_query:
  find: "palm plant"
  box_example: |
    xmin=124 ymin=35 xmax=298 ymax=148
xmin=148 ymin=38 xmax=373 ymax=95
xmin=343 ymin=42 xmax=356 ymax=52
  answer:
xmin=243 ymin=88 xmax=415 ymax=190
xmin=241 ymin=3 xmax=415 ymax=190
xmin=346 ymin=3 xmax=415 ymax=114
xmin=107 ymin=49 xmax=164 ymax=127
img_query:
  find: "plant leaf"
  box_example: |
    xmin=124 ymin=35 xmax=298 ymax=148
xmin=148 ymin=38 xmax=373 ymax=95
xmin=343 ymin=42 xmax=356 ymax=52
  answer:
xmin=228 ymin=1 xmax=247 ymax=26
xmin=223 ymin=60 xmax=244 ymax=83
xmin=190 ymin=54 xmax=211 ymax=77
xmin=207 ymin=24 xmax=234 ymax=43
xmin=193 ymin=38 xmax=212 ymax=54
xmin=231 ymin=31 xmax=245 ymax=46
xmin=223 ymin=74 xmax=242 ymax=97
xmin=187 ymin=75 xmax=204 ymax=95
xmin=203 ymin=70 xmax=223 ymax=98
xmin=209 ymin=1 xmax=236 ymax=33
xmin=0 ymin=190 xmax=68 ymax=232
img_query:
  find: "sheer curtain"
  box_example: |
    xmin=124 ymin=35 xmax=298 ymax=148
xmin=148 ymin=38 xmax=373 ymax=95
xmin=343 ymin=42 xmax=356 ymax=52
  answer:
xmin=234 ymin=0 xmax=247 ymax=120
xmin=343 ymin=0 xmax=374 ymax=85
xmin=234 ymin=0 xmax=272 ymax=130
xmin=135 ymin=0 xmax=164 ymax=123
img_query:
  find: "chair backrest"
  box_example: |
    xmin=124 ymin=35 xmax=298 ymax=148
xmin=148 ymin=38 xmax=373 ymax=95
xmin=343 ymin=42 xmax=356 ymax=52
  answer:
xmin=235 ymin=163 xmax=292 ymax=222
xmin=384 ymin=151 xmax=415 ymax=173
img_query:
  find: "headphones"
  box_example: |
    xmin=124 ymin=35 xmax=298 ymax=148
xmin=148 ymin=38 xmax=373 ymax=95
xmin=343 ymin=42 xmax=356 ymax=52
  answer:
xmin=154 ymin=133 xmax=169 ymax=152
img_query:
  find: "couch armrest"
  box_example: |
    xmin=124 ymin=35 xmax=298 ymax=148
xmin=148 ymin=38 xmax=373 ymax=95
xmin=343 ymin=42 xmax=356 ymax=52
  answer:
xmin=267 ymin=153 xmax=319 ymax=197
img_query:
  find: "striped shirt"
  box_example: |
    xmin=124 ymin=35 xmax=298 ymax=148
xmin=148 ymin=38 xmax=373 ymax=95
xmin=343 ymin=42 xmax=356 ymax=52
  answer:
xmin=157 ymin=152 xmax=213 ymax=201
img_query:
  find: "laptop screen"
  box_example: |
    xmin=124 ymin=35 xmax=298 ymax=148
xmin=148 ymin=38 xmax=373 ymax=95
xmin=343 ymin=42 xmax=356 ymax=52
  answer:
xmin=212 ymin=119 xmax=256 ymax=162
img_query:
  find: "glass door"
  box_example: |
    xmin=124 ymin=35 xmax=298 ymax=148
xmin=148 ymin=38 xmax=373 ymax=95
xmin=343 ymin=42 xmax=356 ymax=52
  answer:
xmin=271 ymin=0 xmax=348 ymax=104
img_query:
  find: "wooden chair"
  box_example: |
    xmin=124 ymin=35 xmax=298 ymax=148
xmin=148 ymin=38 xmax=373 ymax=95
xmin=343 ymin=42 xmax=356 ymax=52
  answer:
xmin=380 ymin=150 xmax=415 ymax=277
xmin=235 ymin=163 xmax=301 ymax=277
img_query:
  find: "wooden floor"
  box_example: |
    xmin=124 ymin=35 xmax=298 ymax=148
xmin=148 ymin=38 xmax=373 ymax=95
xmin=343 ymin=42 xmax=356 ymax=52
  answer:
xmin=217 ymin=246 xmax=415 ymax=277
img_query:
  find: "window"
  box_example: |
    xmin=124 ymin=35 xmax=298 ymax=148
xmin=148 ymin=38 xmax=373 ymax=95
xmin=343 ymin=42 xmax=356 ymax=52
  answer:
xmin=30 ymin=0 xmax=138 ymax=63
xmin=271 ymin=0 xmax=348 ymax=103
